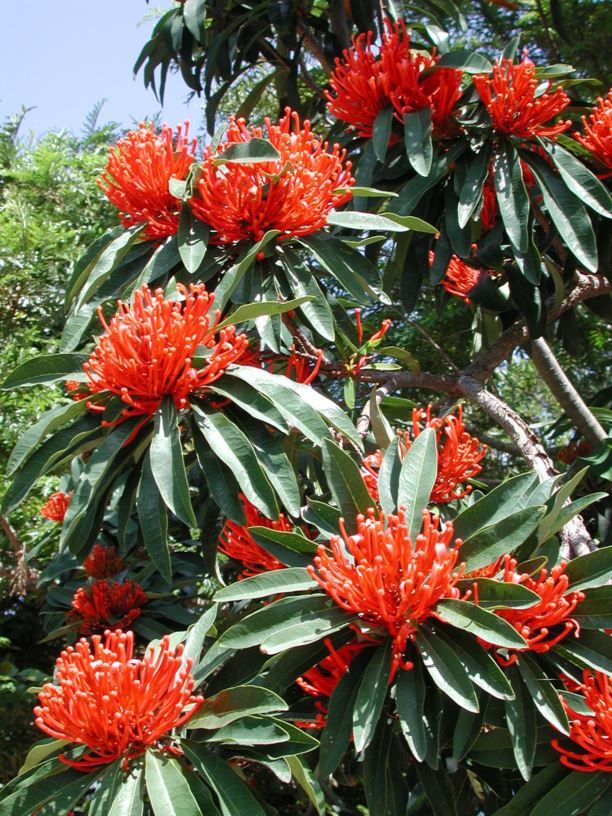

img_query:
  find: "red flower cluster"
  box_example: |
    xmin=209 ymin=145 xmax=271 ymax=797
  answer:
xmin=190 ymin=109 xmax=353 ymax=244
xmin=473 ymin=59 xmax=570 ymax=139
xmin=308 ymin=509 xmax=464 ymax=673
xmin=574 ymin=90 xmax=612 ymax=173
xmin=479 ymin=555 xmax=584 ymax=661
xmin=84 ymin=283 xmax=248 ymax=421
xmin=40 ymin=491 xmax=71 ymax=523
xmin=432 ymin=252 xmax=489 ymax=304
xmin=327 ymin=19 xmax=463 ymax=140
xmin=98 ymin=122 xmax=196 ymax=240
xmin=68 ymin=579 xmax=148 ymax=635
xmin=362 ymin=405 xmax=487 ymax=504
xmin=64 ymin=380 xmax=89 ymax=401
xmin=557 ymin=439 xmax=593 ymax=465
xmin=552 ymin=670 xmax=612 ymax=772
xmin=83 ymin=544 xmax=125 ymax=580
xmin=218 ymin=495 xmax=292 ymax=578
xmin=34 ymin=630 xmax=203 ymax=770
xmin=345 ymin=311 xmax=392 ymax=377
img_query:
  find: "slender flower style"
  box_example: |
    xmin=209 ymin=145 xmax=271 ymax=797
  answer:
xmin=218 ymin=495 xmax=293 ymax=578
xmin=40 ymin=491 xmax=72 ymax=523
xmin=308 ymin=509 xmax=464 ymax=673
xmin=552 ymin=670 xmax=612 ymax=772
xmin=473 ymin=58 xmax=571 ymax=139
xmin=84 ymin=283 xmax=249 ymax=421
xmin=327 ymin=19 xmax=462 ymax=140
xmin=34 ymin=630 xmax=203 ymax=770
xmin=574 ymin=91 xmax=612 ymax=173
xmin=282 ymin=346 xmax=324 ymax=385
xmin=98 ymin=122 xmax=196 ymax=240
xmin=190 ymin=109 xmax=354 ymax=244
xmin=83 ymin=544 xmax=126 ymax=580
xmin=480 ymin=555 xmax=585 ymax=661
xmin=362 ymin=405 xmax=487 ymax=504
xmin=68 ymin=579 xmax=148 ymax=636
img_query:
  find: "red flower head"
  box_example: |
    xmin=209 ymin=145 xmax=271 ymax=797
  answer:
xmin=480 ymin=556 xmax=585 ymax=661
xmin=574 ymin=91 xmax=612 ymax=173
xmin=190 ymin=109 xmax=354 ymax=244
xmin=40 ymin=491 xmax=72 ymax=523
xmin=436 ymin=253 xmax=488 ymax=304
xmin=480 ymin=177 xmax=498 ymax=231
xmin=64 ymin=380 xmax=90 ymax=401
xmin=552 ymin=670 xmax=612 ymax=772
xmin=473 ymin=58 xmax=570 ymax=139
xmin=68 ymin=579 xmax=148 ymax=636
xmin=362 ymin=405 xmax=487 ymax=505
xmin=34 ymin=630 xmax=203 ymax=770
xmin=84 ymin=283 xmax=249 ymax=421
xmin=83 ymin=544 xmax=126 ymax=580
xmin=218 ymin=495 xmax=292 ymax=578
xmin=308 ymin=508 xmax=464 ymax=673
xmin=98 ymin=122 xmax=196 ymax=240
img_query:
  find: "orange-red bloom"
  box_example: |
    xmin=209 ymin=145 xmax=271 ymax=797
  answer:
xmin=327 ymin=19 xmax=462 ymax=140
xmin=83 ymin=544 xmax=125 ymax=580
xmin=40 ymin=491 xmax=72 ymax=523
xmin=473 ymin=58 xmax=570 ymax=139
xmin=480 ymin=177 xmax=498 ymax=231
xmin=480 ymin=555 xmax=584 ymax=660
xmin=68 ymin=579 xmax=148 ymax=636
xmin=98 ymin=122 xmax=196 ymax=240
xmin=438 ymin=254 xmax=487 ymax=303
xmin=34 ymin=630 xmax=203 ymax=770
xmin=190 ymin=109 xmax=353 ymax=244
xmin=362 ymin=405 xmax=487 ymax=505
xmin=574 ymin=91 xmax=612 ymax=172
xmin=218 ymin=495 xmax=292 ymax=578
xmin=308 ymin=509 xmax=464 ymax=673
xmin=552 ymin=670 xmax=612 ymax=772
xmin=84 ymin=283 xmax=248 ymax=421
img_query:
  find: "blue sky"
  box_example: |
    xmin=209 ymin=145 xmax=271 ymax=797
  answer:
xmin=0 ymin=1 xmax=203 ymax=136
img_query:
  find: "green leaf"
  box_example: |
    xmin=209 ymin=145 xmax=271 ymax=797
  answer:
xmin=518 ymin=653 xmax=569 ymax=734
xmin=327 ymin=210 xmax=433 ymax=233
xmin=74 ymin=226 xmax=145 ymax=310
xmin=64 ymin=226 xmax=123 ymax=307
xmin=214 ymin=568 xmax=316 ymax=601
xmin=373 ymin=106 xmax=394 ymax=163
xmin=150 ymin=397 xmax=196 ymax=527
xmin=414 ymin=762 xmax=458 ymax=816
xmin=490 ymin=763 xmax=568 ymax=816
xmin=363 ymin=720 xmax=397 ymax=816
xmin=188 ymin=686 xmax=287 ymax=729
xmin=452 ymin=472 xmax=539 ymax=540
xmin=529 ymin=770 xmax=611 ymax=816
xmin=145 ymin=752 xmax=201 ymax=816
xmin=457 ymin=578 xmax=540 ymax=609
xmin=404 ymin=107 xmax=433 ymax=177
xmin=439 ymin=50 xmax=492 ymax=72
xmin=137 ymin=451 xmax=171 ymax=582
xmin=214 ymin=138 xmax=280 ymax=165
xmin=415 ymin=627 xmax=479 ymax=712
xmin=286 ymin=756 xmax=325 ymax=816
xmin=505 ymin=666 xmax=537 ymax=781
xmin=214 ymin=230 xmax=280 ymax=310
xmin=277 ymin=247 xmax=335 ymax=340
xmin=207 ymin=716 xmax=290 ymax=746
xmin=89 ymin=763 xmax=123 ymax=816
xmin=459 ymin=506 xmax=545 ymax=571
xmin=136 ymin=235 xmax=181 ymax=288
xmin=458 ymin=144 xmax=491 ymax=228
xmin=377 ymin=437 xmax=402 ymax=516
xmin=322 ymin=438 xmax=375 ymax=533
xmin=453 ymin=695 xmax=489 ymax=761
xmin=564 ymin=547 xmax=612 ymax=592
xmin=216 ymin=296 xmax=312 ymax=329
xmin=395 ymin=659 xmax=428 ymax=761
xmin=1 ymin=353 xmax=89 ymax=390
xmin=572 ymin=586 xmax=612 ymax=629
xmin=538 ymin=138 xmax=612 ymax=219
xmin=555 ymin=629 xmax=612 ymax=675
xmin=207 ymin=379 xmax=287 ymax=434
xmin=261 ymin=608 xmax=356 ymax=654
xmin=333 ymin=186 xmax=398 ymax=199
xmin=18 ymin=739 xmax=68 ymax=775
xmin=183 ymin=0 xmax=207 ymax=42
xmin=397 ymin=427 xmax=437 ymax=538
xmin=389 ymin=143 xmax=466 ymax=216
xmin=182 ymin=606 xmax=217 ymax=670
xmin=0 ymin=766 xmax=95 ymax=816
xmin=373 ymin=212 xmax=439 ymax=234
xmin=249 ymin=526 xmax=316 ymax=568
xmin=436 ymin=627 xmax=514 ymax=700
xmin=353 ymin=644 xmax=391 ymax=753
xmin=281 ymin=379 xmax=363 ymax=450
xmin=435 ymin=599 xmax=528 ymax=649
xmin=178 ymin=206 xmax=209 ymax=274
xmin=494 ymin=142 xmax=529 ymax=255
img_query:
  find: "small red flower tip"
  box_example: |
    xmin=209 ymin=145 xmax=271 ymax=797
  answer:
xmin=68 ymin=579 xmax=148 ymax=636
xmin=473 ymin=58 xmax=571 ymax=140
xmin=98 ymin=122 xmax=197 ymax=240
xmin=84 ymin=283 xmax=249 ymax=422
xmin=307 ymin=508 xmax=464 ymax=674
xmin=574 ymin=90 xmax=612 ymax=172
xmin=34 ymin=630 xmax=203 ymax=771
xmin=64 ymin=380 xmax=90 ymax=401
xmin=190 ymin=109 xmax=354 ymax=244
xmin=362 ymin=405 xmax=487 ymax=505
xmin=83 ymin=544 xmax=126 ymax=580
xmin=552 ymin=670 xmax=612 ymax=772
xmin=40 ymin=491 xmax=72 ymax=523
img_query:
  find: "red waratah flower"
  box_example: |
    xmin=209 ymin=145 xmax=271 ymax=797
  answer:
xmin=308 ymin=508 xmax=464 ymax=673
xmin=574 ymin=91 xmax=612 ymax=173
xmin=98 ymin=122 xmax=196 ymax=240
xmin=552 ymin=670 xmax=612 ymax=772
xmin=68 ymin=579 xmax=148 ymax=636
xmin=218 ymin=494 xmax=292 ymax=578
xmin=190 ymin=109 xmax=354 ymax=244
xmin=473 ymin=58 xmax=571 ymax=139
xmin=84 ymin=283 xmax=248 ymax=422
xmin=478 ymin=555 xmax=585 ymax=662
xmin=362 ymin=405 xmax=487 ymax=505
xmin=326 ymin=19 xmax=462 ymax=140
xmin=437 ymin=254 xmax=487 ymax=303
xmin=82 ymin=544 xmax=125 ymax=580
xmin=34 ymin=630 xmax=203 ymax=771
xmin=40 ymin=491 xmax=72 ymax=523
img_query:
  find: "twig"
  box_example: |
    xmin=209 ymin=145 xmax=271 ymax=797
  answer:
xmin=407 ymin=319 xmax=460 ymax=372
